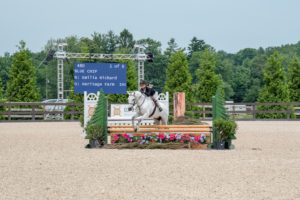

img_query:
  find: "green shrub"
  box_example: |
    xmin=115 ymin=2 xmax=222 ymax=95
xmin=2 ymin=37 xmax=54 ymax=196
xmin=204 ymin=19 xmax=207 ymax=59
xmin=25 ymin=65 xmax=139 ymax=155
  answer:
xmin=184 ymin=111 xmax=195 ymax=119
xmin=85 ymin=123 xmax=106 ymax=142
xmin=168 ymin=114 xmax=174 ymax=124
xmin=213 ymin=118 xmax=237 ymax=142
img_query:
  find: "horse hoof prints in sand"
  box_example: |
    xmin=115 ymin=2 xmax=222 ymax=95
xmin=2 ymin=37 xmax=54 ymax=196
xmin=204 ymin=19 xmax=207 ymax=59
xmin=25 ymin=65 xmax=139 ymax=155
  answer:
xmin=128 ymin=91 xmax=168 ymax=132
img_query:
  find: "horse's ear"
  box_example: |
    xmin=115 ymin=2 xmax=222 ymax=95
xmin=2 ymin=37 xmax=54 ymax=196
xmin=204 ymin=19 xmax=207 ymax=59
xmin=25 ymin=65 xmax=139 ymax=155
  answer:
xmin=127 ymin=91 xmax=134 ymax=96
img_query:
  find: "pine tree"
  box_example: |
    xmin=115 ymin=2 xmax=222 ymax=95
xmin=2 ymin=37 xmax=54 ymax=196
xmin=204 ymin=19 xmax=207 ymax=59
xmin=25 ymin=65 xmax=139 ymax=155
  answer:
xmin=164 ymin=38 xmax=179 ymax=57
xmin=195 ymin=49 xmax=222 ymax=102
xmin=288 ymin=56 xmax=300 ymax=102
xmin=6 ymin=41 xmax=39 ymax=102
xmin=187 ymin=37 xmax=206 ymax=60
xmin=257 ymin=52 xmax=290 ymax=118
xmin=164 ymin=50 xmax=193 ymax=102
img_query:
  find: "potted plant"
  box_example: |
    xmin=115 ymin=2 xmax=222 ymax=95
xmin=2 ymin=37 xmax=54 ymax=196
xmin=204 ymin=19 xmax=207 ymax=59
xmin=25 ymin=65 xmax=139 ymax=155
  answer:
xmin=86 ymin=123 xmax=106 ymax=148
xmin=213 ymin=118 xmax=237 ymax=150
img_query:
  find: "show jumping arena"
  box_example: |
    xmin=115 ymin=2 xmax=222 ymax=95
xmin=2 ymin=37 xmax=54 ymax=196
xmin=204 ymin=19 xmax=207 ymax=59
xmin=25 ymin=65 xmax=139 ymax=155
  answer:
xmin=1 ymin=121 xmax=300 ymax=199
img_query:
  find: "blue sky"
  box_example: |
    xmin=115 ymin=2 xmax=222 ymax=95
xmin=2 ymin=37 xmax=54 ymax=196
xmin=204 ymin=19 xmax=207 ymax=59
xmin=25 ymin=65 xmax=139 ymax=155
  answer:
xmin=0 ymin=0 xmax=299 ymax=55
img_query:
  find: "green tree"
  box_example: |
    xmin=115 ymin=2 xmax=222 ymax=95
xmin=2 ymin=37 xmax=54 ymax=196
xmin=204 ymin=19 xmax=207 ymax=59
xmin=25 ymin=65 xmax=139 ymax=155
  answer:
xmin=6 ymin=41 xmax=40 ymax=102
xmin=195 ymin=49 xmax=222 ymax=102
xmin=257 ymin=52 xmax=290 ymax=118
xmin=0 ymin=77 xmax=5 ymax=120
xmin=164 ymin=38 xmax=179 ymax=57
xmin=232 ymin=65 xmax=251 ymax=102
xmin=137 ymin=38 xmax=168 ymax=92
xmin=187 ymin=37 xmax=207 ymax=60
xmin=92 ymin=30 xmax=118 ymax=54
xmin=164 ymin=51 xmax=193 ymax=102
xmin=118 ymin=29 xmax=135 ymax=50
xmin=0 ymin=77 xmax=3 ymax=99
xmin=0 ymin=52 xmax=11 ymax=92
xmin=288 ymin=56 xmax=300 ymax=102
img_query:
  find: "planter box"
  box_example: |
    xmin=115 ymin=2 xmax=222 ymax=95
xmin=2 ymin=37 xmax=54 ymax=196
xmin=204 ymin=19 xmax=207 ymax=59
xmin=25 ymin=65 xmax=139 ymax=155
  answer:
xmin=191 ymin=144 xmax=208 ymax=149
xmin=215 ymin=141 xmax=225 ymax=150
xmin=89 ymin=139 xmax=103 ymax=148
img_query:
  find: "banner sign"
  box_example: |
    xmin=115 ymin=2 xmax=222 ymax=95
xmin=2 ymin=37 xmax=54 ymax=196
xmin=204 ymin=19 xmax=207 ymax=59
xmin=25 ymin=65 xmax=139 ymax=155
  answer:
xmin=110 ymin=104 xmax=136 ymax=118
xmin=74 ymin=63 xmax=127 ymax=94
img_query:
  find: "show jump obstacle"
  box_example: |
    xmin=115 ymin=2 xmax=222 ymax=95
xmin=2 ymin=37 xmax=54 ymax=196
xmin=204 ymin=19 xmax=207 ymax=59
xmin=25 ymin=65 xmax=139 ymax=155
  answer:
xmin=84 ymin=90 xmax=222 ymax=149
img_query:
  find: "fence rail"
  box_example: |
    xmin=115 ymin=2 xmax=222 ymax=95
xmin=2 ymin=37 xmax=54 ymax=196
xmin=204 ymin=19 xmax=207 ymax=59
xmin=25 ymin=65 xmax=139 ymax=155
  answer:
xmin=0 ymin=102 xmax=83 ymax=121
xmin=1 ymin=102 xmax=300 ymax=121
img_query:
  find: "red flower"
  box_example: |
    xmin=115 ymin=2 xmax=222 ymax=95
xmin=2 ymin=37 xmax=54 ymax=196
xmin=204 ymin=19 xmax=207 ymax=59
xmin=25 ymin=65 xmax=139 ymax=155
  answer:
xmin=158 ymin=133 xmax=165 ymax=139
xmin=169 ymin=134 xmax=176 ymax=141
xmin=113 ymin=135 xmax=120 ymax=141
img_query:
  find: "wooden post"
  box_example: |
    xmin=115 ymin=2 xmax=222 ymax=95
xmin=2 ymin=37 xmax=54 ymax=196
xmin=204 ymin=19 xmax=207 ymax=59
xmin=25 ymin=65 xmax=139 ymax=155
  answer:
xmin=287 ymin=103 xmax=290 ymax=120
xmin=202 ymin=106 xmax=206 ymax=120
xmin=32 ymin=105 xmax=35 ymax=121
xmin=252 ymin=104 xmax=256 ymax=120
xmin=8 ymin=104 xmax=11 ymax=120
xmin=43 ymin=106 xmax=45 ymax=120
xmin=232 ymin=105 xmax=236 ymax=120
xmin=173 ymin=92 xmax=185 ymax=119
xmin=71 ymin=104 xmax=75 ymax=120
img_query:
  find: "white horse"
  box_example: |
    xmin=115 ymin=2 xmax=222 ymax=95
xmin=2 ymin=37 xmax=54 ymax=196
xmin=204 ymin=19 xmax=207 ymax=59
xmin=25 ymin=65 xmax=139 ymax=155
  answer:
xmin=128 ymin=91 xmax=168 ymax=131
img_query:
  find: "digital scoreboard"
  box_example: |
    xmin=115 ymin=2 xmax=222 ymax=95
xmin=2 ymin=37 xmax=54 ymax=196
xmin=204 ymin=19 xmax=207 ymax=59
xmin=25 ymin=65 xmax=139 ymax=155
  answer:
xmin=74 ymin=63 xmax=127 ymax=94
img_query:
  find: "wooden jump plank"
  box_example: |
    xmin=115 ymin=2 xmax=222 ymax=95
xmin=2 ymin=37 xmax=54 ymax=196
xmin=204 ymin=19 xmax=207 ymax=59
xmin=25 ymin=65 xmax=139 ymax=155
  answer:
xmin=109 ymin=132 xmax=211 ymax=137
xmin=108 ymin=125 xmax=211 ymax=128
xmin=108 ymin=128 xmax=212 ymax=133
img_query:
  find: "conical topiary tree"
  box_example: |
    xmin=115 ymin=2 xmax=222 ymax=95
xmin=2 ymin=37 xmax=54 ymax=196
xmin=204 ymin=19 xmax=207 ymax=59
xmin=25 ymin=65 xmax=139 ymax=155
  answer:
xmin=86 ymin=89 xmax=107 ymax=142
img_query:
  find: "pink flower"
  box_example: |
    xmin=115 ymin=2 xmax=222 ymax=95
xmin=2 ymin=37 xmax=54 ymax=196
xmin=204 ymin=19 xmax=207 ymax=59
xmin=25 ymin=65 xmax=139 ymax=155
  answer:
xmin=158 ymin=133 xmax=165 ymax=139
xmin=169 ymin=134 xmax=176 ymax=141
xmin=113 ymin=135 xmax=120 ymax=141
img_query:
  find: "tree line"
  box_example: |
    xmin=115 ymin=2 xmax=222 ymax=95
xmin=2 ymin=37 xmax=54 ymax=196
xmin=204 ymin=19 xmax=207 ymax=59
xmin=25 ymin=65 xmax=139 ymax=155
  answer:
xmin=1 ymin=29 xmax=300 ymax=107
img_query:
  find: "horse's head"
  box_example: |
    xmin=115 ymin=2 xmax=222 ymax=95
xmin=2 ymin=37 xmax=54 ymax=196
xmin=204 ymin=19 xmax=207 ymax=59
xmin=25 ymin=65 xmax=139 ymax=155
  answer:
xmin=128 ymin=91 xmax=136 ymax=106
xmin=127 ymin=91 xmax=143 ymax=111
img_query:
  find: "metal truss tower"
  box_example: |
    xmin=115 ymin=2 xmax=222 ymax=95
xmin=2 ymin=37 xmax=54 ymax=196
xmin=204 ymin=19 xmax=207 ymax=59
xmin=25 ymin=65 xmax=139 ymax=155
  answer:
xmin=54 ymin=44 xmax=148 ymax=101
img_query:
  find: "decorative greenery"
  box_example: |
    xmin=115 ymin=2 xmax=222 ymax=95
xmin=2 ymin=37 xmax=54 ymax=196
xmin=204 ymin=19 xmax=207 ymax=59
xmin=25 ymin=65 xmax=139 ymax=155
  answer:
xmin=107 ymin=142 xmax=189 ymax=149
xmin=184 ymin=111 xmax=195 ymax=119
xmin=213 ymin=119 xmax=237 ymax=142
xmin=168 ymin=114 xmax=174 ymax=124
xmin=85 ymin=89 xmax=107 ymax=144
xmin=86 ymin=123 xmax=106 ymax=141
xmin=111 ymin=133 xmax=207 ymax=146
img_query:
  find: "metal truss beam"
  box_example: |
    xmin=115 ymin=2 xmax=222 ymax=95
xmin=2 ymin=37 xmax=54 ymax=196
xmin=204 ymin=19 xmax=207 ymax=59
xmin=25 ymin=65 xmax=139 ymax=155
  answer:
xmin=55 ymin=52 xmax=147 ymax=61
